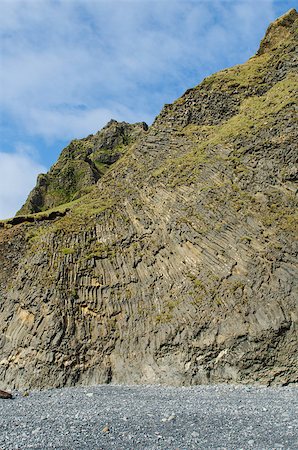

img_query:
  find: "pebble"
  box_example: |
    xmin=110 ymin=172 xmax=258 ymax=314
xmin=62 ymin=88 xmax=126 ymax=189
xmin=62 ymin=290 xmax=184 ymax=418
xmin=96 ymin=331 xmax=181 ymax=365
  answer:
xmin=168 ymin=414 xmax=176 ymax=421
xmin=0 ymin=389 xmax=13 ymax=399
xmin=0 ymin=384 xmax=296 ymax=449
xmin=161 ymin=413 xmax=176 ymax=422
xmin=32 ymin=428 xmax=41 ymax=435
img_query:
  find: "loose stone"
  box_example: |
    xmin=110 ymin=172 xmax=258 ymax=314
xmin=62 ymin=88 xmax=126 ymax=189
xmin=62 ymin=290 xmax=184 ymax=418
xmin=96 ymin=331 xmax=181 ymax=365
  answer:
xmin=0 ymin=390 xmax=12 ymax=399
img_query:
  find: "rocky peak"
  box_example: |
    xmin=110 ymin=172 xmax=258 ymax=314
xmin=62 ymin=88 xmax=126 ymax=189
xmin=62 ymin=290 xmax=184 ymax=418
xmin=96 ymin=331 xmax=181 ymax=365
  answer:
xmin=257 ymin=8 xmax=297 ymax=55
xmin=17 ymin=119 xmax=148 ymax=216
xmin=154 ymin=9 xmax=297 ymax=133
xmin=93 ymin=119 xmax=148 ymax=152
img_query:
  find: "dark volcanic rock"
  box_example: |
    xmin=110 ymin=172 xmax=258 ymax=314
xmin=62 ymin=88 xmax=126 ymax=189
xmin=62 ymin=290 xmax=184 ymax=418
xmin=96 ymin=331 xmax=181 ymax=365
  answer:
xmin=0 ymin=389 xmax=12 ymax=399
xmin=0 ymin=10 xmax=297 ymax=390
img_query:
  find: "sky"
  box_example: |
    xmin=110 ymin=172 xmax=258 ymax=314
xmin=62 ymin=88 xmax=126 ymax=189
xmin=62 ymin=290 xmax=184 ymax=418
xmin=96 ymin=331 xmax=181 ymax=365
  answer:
xmin=0 ymin=0 xmax=295 ymax=219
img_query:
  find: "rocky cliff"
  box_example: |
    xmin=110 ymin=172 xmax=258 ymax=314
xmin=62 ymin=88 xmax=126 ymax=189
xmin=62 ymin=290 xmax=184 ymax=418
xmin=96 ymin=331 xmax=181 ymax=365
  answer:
xmin=17 ymin=120 xmax=148 ymax=215
xmin=0 ymin=9 xmax=297 ymax=389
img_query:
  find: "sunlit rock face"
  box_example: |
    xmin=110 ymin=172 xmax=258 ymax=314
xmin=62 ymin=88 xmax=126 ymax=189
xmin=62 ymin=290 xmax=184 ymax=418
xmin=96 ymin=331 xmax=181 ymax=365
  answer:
xmin=17 ymin=120 xmax=148 ymax=216
xmin=0 ymin=10 xmax=297 ymax=389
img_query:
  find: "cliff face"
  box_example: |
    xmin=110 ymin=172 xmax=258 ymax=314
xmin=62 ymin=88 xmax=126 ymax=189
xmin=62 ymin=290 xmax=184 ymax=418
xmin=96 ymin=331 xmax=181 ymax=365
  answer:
xmin=17 ymin=120 xmax=148 ymax=215
xmin=0 ymin=10 xmax=297 ymax=389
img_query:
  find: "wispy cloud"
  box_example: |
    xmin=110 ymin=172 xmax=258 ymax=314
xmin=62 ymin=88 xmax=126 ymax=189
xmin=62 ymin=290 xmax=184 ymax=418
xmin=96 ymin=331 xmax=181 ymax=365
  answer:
xmin=0 ymin=0 xmax=278 ymax=141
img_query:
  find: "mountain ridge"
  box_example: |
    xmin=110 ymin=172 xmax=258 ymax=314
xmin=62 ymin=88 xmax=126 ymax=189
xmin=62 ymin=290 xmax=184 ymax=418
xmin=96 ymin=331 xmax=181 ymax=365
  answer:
xmin=17 ymin=120 xmax=148 ymax=216
xmin=0 ymin=9 xmax=297 ymax=389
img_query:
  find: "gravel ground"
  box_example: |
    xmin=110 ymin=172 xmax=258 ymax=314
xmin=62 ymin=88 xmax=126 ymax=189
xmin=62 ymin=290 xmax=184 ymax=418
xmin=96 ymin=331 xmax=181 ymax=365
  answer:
xmin=0 ymin=384 xmax=297 ymax=449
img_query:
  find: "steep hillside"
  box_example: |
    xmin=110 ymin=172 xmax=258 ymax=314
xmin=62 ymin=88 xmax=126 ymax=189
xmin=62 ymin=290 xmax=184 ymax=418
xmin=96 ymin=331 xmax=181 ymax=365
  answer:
xmin=0 ymin=9 xmax=297 ymax=389
xmin=17 ymin=120 xmax=148 ymax=215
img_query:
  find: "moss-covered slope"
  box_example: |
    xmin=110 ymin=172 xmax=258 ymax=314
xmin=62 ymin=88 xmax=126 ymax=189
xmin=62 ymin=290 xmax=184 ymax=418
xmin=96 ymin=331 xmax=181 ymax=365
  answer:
xmin=17 ymin=120 xmax=148 ymax=215
xmin=0 ymin=9 xmax=297 ymax=389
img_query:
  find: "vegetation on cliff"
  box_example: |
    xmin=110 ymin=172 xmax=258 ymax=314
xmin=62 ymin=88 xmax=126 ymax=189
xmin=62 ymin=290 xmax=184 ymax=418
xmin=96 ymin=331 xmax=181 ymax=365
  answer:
xmin=17 ymin=120 xmax=148 ymax=215
xmin=0 ymin=9 xmax=297 ymax=389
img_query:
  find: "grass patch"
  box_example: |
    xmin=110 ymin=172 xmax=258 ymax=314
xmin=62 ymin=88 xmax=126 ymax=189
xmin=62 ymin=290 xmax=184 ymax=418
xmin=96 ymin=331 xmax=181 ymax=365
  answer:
xmin=60 ymin=247 xmax=75 ymax=255
xmin=151 ymin=145 xmax=208 ymax=186
xmin=200 ymin=52 xmax=271 ymax=92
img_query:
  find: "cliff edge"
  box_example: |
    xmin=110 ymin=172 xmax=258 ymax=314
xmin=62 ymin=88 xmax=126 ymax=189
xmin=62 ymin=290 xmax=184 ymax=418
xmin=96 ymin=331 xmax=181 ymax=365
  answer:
xmin=0 ymin=10 xmax=297 ymax=389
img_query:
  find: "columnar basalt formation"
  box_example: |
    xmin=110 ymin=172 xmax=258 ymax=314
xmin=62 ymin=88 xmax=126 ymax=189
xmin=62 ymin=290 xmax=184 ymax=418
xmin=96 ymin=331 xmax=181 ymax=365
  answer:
xmin=0 ymin=10 xmax=297 ymax=389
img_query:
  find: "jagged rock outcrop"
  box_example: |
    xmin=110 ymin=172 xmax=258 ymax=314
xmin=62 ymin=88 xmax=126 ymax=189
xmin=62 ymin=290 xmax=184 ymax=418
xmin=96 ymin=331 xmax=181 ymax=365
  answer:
xmin=0 ymin=10 xmax=297 ymax=389
xmin=17 ymin=120 xmax=148 ymax=215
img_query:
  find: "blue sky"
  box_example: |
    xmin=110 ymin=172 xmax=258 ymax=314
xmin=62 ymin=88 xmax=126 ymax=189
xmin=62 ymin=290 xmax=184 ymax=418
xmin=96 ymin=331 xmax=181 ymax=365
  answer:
xmin=0 ymin=0 xmax=295 ymax=218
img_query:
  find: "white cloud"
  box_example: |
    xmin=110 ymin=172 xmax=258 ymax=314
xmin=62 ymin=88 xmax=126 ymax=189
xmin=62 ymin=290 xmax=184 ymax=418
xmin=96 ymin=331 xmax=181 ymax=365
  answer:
xmin=0 ymin=0 xmax=277 ymax=142
xmin=20 ymin=104 xmax=152 ymax=140
xmin=0 ymin=0 xmax=288 ymax=219
xmin=0 ymin=150 xmax=46 ymax=219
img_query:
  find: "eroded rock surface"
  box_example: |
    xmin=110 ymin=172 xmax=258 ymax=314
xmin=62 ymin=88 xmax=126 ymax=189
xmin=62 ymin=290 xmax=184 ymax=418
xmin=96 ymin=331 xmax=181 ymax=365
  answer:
xmin=0 ymin=10 xmax=297 ymax=389
xmin=17 ymin=120 xmax=148 ymax=215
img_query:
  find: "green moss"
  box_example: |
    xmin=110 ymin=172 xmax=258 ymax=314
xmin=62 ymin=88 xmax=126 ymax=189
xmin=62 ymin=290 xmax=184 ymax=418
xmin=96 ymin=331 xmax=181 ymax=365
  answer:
xmin=161 ymin=73 xmax=297 ymax=192
xmin=93 ymin=161 xmax=108 ymax=173
xmin=263 ymin=210 xmax=298 ymax=233
xmin=152 ymin=146 xmax=208 ymax=186
xmin=215 ymin=74 xmax=296 ymax=142
xmin=18 ymin=121 xmax=143 ymax=216
xmin=155 ymin=78 xmax=296 ymax=189
xmin=183 ymin=73 xmax=297 ymax=150
xmin=60 ymin=247 xmax=75 ymax=255
xmin=191 ymin=296 xmax=204 ymax=307
xmin=240 ymin=236 xmax=252 ymax=243
xmin=187 ymin=273 xmax=207 ymax=295
xmin=280 ymin=213 xmax=298 ymax=232
xmin=155 ymin=312 xmax=173 ymax=323
xmin=215 ymin=297 xmax=222 ymax=306
xmin=201 ymin=52 xmax=271 ymax=91
xmin=85 ymin=241 xmax=117 ymax=260
xmin=154 ymin=298 xmax=181 ymax=324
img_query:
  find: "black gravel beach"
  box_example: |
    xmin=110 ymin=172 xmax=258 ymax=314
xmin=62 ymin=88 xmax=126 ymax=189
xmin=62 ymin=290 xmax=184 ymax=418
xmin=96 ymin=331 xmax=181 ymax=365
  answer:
xmin=0 ymin=384 xmax=297 ymax=449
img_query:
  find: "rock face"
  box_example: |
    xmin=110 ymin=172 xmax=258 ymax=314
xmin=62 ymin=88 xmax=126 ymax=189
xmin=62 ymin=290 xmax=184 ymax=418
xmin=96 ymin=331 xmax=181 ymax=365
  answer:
xmin=17 ymin=120 xmax=148 ymax=215
xmin=0 ymin=10 xmax=297 ymax=389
